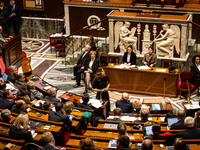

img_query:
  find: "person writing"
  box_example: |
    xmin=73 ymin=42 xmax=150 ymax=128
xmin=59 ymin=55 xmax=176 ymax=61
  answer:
xmin=123 ymin=45 xmax=136 ymax=66
xmin=142 ymin=46 xmax=157 ymax=67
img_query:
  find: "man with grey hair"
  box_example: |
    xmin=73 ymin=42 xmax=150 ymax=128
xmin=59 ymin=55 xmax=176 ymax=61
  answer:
xmin=170 ymin=109 xmax=186 ymax=130
xmin=44 ymin=87 xmax=60 ymax=102
xmin=1 ymin=109 xmax=11 ymax=123
xmin=178 ymin=116 xmax=200 ymax=139
xmin=153 ymin=100 xmax=172 ymax=114
xmin=73 ymin=44 xmax=91 ymax=87
xmin=116 ymin=92 xmax=133 ymax=113
xmin=7 ymin=65 xmax=17 ymax=83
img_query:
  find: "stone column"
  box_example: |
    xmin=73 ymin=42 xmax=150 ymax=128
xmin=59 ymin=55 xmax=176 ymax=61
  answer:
xmin=109 ymin=19 xmax=114 ymax=53
xmin=188 ymin=14 xmax=192 ymax=39
xmin=180 ymin=24 xmax=188 ymax=58
xmin=64 ymin=5 xmax=70 ymax=35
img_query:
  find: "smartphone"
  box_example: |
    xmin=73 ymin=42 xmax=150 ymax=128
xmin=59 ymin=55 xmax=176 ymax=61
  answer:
xmin=42 ymin=81 xmax=47 ymax=84
xmin=1 ymin=129 xmax=7 ymax=134
xmin=37 ymin=113 xmax=43 ymax=117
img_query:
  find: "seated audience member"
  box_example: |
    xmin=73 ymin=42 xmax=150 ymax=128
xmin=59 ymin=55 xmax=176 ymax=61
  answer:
xmin=74 ymin=44 xmax=91 ymax=87
xmin=79 ymin=138 xmax=102 ymax=150
xmin=107 ymin=108 xmax=122 ymax=121
xmin=117 ymin=123 xmax=127 ymax=136
xmin=132 ymin=100 xmax=142 ymax=113
xmin=135 ymin=108 xmax=152 ymax=122
xmin=7 ymin=65 xmax=17 ymax=83
xmin=170 ymin=109 xmax=186 ymax=130
xmin=142 ymin=46 xmax=157 ymax=67
xmin=27 ymin=81 xmax=43 ymax=101
xmin=9 ymin=113 xmax=34 ymax=149
xmin=23 ymin=95 xmax=43 ymax=109
xmin=0 ymin=89 xmax=14 ymax=109
xmin=1 ymin=109 xmax=12 ymax=123
xmin=174 ymin=137 xmax=187 ymax=150
xmin=123 ymin=45 xmax=136 ymax=65
xmin=3 ymin=143 xmax=13 ymax=150
xmin=37 ymin=132 xmax=66 ymax=150
xmin=87 ymin=35 xmax=97 ymax=51
xmin=164 ymin=111 xmax=176 ymax=122
xmin=43 ymin=101 xmax=51 ymax=111
xmin=11 ymin=100 xmax=31 ymax=114
xmin=0 ymin=78 xmax=6 ymax=97
xmin=178 ymin=116 xmax=200 ymax=139
xmin=44 ymin=87 xmax=60 ymax=102
xmin=49 ymin=102 xmax=72 ymax=129
xmin=117 ymin=135 xmax=130 ymax=150
xmin=76 ymin=94 xmax=92 ymax=109
xmin=153 ymin=100 xmax=171 ymax=114
xmin=83 ymin=51 xmax=99 ymax=94
xmin=190 ymin=55 xmax=200 ymax=86
xmin=141 ymin=139 xmax=153 ymax=150
xmin=144 ymin=123 xmax=165 ymax=140
xmin=116 ymin=92 xmax=133 ymax=113
xmin=15 ymin=73 xmax=27 ymax=96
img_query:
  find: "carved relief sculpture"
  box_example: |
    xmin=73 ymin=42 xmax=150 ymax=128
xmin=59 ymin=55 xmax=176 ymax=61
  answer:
xmin=142 ymin=24 xmax=151 ymax=54
xmin=114 ymin=21 xmax=138 ymax=54
xmin=153 ymin=24 xmax=180 ymax=58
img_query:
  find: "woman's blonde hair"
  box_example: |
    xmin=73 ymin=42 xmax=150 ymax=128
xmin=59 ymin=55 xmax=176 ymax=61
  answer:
xmin=13 ymin=113 xmax=29 ymax=130
xmin=22 ymin=95 xmax=31 ymax=106
xmin=64 ymin=101 xmax=74 ymax=113
xmin=27 ymin=81 xmax=35 ymax=90
xmin=133 ymin=100 xmax=142 ymax=110
xmin=90 ymin=51 xmax=96 ymax=56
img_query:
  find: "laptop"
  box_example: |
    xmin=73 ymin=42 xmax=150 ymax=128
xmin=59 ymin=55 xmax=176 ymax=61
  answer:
xmin=143 ymin=125 xmax=153 ymax=136
xmin=167 ymin=118 xmax=178 ymax=127
xmin=2 ymin=73 xmax=8 ymax=82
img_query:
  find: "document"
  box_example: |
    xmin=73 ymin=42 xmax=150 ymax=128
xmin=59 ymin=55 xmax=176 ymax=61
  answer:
xmin=138 ymin=65 xmax=150 ymax=69
xmin=107 ymin=116 xmax=114 ymax=120
xmin=121 ymin=116 xmax=130 ymax=121
xmin=184 ymin=104 xmax=192 ymax=109
xmin=88 ymin=98 xmax=102 ymax=109
xmin=103 ymin=123 xmax=118 ymax=129
xmin=156 ymin=69 xmax=167 ymax=72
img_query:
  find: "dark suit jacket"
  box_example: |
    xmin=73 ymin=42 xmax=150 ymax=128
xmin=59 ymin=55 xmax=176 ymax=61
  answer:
xmin=116 ymin=100 xmax=133 ymax=113
xmin=0 ymin=97 xmax=14 ymax=110
xmin=123 ymin=52 xmax=136 ymax=65
xmin=170 ymin=119 xmax=186 ymax=130
xmin=61 ymin=24 xmax=66 ymax=34
xmin=84 ymin=58 xmax=99 ymax=73
xmin=152 ymin=110 xmax=172 ymax=114
xmin=11 ymin=104 xmax=27 ymax=114
xmin=145 ymin=134 xmax=165 ymax=140
xmin=9 ymin=5 xmax=21 ymax=22
xmin=142 ymin=53 xmax=157 ymax=66
xmin=76 ymin=51 xmax=91 ymax=68
xmin=7 ymin=73 xmax=17 ymax=84
xmin=191 ymin=63 xmax=200 ymax=86
xmin=90 ymin=42 xmax=96 ymax=51
xmin=37 ymin=144 xmax=58 ymax=150
xmin=44 ymin=95 xmax=60 ymax=103
xmin=48 ymin=110 xmax=72 ymax=128
xmin=178 ymin=127 xmax=200 ymax=139
xmin=15 ymin=80 xmax=27 ymax=96
xmin=76 ymin=103 xmax=92 ymax=109
xmin=0 ymin=6 xmax=9 ymax=23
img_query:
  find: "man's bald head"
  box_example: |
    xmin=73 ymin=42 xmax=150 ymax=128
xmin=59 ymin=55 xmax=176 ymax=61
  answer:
xmin=122 ymin=92 xmax=129 ymax=101
xmin=142 ymin=139 xmax=153 ymax=150
xmin=177 ymin=109 xmax=186 ymax=120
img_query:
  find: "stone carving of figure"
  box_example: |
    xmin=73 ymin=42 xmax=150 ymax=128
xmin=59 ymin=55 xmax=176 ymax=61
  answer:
xmin=114 ymin=21 xmax=138 ymax=54
xmin=153 ymin=24 xmax=180 ymax=58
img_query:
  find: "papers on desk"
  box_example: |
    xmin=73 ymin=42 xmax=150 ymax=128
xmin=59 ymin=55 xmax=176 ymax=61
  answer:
xmin=138 ymin=65 xmax=150 ymax=69
xmin=88 ymin=98 xmax=102 ymax=109
xmin=31 ymin=130 xmax=38 ymax=138
xmin=156 ymin=69 xmax=167 ymax=72
xmin=43 ymin=86 xmax=52 ymax=90
xmin=184 ymin=103 xmax=200 ymax=109
xmin=107 ymin=116 xmax=114 ymax=120
xmin=6 ymin=82 xmax=15 ymax=90
xmin=121 ymin=116 xmax=137 ymax=122
xmin=160 ymin=117 xmax=165 ymax=122
xmin=152 ymin=104 xmax=161 ymax=110
xmin=103 ymin=123 xmax=118 ymax=129
xmin=50 ymin=33 xmax=63 ymax=37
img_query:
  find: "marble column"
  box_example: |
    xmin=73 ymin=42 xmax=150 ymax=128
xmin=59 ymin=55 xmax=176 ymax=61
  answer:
xmin=109 ymin=19 xmax=114 ymax=53
xmin=64 ymin=5 xmax=70 ymax=35
xmin=180 ymin=24 xmax=188 ymax=59
xmin=188 ymin=14 xmax=192 ymax=39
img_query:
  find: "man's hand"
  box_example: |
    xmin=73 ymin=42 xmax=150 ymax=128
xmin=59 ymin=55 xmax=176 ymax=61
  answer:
xmin=73 ymin=64 xmax=77 ymax=67
xmin=60 ymin=32 xmax=63 ymax=35
xmin=27 ymin=108 xmax=31 ymax=112
xmin=124 ymin=63 xmax=127 ymax=65
xmin=60 ymin=148 xmax=66 ymax=150
xmin=81 ymin=66 xmax=84 ymax=69
xmin=5 ymin=40 xmax=8 ymax=42
xmin=5 ymin=143 xmax=13 ymax=148
xmin=150 ymin=64 xmax=153 ymax=67
xmin=88 ymin=69 xmax=93 ymax=73
xmin=144 ymin=62 xmax=147 ymax=65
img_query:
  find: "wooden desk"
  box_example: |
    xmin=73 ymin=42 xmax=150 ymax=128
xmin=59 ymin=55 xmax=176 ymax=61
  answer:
xmin=183 ymin=102 xmax=200 ymax=117
xmin=49 ymin=35 xmax=65 ymax=54
xmin=104 ymin=64 xmax=180 ymax=97
xmin=1 ymin=35 xmax=22 ymax=68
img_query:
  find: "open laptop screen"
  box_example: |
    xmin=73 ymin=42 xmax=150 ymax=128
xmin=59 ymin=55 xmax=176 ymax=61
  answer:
xmin=167 ymin=118 xmax=178 ymax=127
xmin=2 ymin=73 xmax=8 ymax=82
xmin=143 ymin=125 xmax=153 ymax=136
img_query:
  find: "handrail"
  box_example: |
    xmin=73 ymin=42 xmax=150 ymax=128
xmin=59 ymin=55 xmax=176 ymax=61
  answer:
xmin=190 ymin=21 xmax=200 ymax=28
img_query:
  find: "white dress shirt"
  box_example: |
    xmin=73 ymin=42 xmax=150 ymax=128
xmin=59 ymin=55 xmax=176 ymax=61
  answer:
xmin=127 ymin=54 xmax=131 ymax=63
xmin=196 ymin=63 xmax=200 ymax=71
xmin=89 ymin=58 xmax=95 ymax=69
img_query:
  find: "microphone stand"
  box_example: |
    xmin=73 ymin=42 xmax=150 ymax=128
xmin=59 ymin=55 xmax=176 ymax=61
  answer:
xmin=186 ymin=77 xmax=190 ymax=104
xmin=164 ymin=78 xmax=166 ymax=100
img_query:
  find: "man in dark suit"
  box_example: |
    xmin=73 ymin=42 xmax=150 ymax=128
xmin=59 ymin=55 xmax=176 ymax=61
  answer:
xmin=60 ymin=17 xmax=66 ymax=35
xmin=191 ymin=55 xmax=200 ymax=86
xmin=115 ymin=93 xmax=133 ymax=113
xmin=117 ymin=135 xmax=130 ymax=150
xmin=7 ymin=65 xmax=17 ymax=83
xmin=44 ymin=87 xmax=60 ymax=103
xmin=0 ymin=89 xmax=14 ymax=110
xmin=0 ymin=1 xmax=10 ymax=37
xmin=152 ymin=100 xmax=172 ymax=114
xmin=73 ymin=44 xmax=91 ymax=87
xmin=107 ymin=108 xmax=122 ymax=121
xmin=134 ymin=108 xmax=153 ymax=122
xmin=9 ymin=0 xmax=21 ymax=36
xmin=11 ymin=100 xmax=31 ymax=114
xmin=87 ymin=36 xmax=96 ymax=51
xmin=76 ymin=94 xmax=92 ymax=109
xmin=48 ymin=102 xmax=72 ymax=129
xmin=1 ymin=109 xmax=12 ymax=124
xmin=141 ymin=139 xmax=153 ymax=150
xmin=170 ymin=109 xmax=186 ymax=130
xmin=0 ymin=81 xmax=6 ymax=98
xmin=178 ymin=116 xmax=200 ymax=139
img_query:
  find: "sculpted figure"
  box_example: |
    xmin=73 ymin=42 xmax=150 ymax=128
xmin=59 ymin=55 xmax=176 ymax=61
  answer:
xmin=153 ymin=24 xmax=180 ymax=58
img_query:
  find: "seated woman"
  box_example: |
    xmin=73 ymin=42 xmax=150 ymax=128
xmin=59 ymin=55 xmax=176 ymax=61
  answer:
xmin=84 ymin=51 xmax=99 ymax=94
xmin=123 ymin=45 xmax=136 ymax=66
xmin=9 ymin=113 xmax=35 ymax=149
xmin=142 ymin=46 xmax=157 ymax=67
xmin=15 ymin=73 xmax=27 ymax=96
xmin=132 ymin=100 xmax=142 ymax=113
xmin=27 ymin=81 xmax=44 ymax=101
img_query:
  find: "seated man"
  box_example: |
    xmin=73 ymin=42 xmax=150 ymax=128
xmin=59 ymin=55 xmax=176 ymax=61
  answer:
xmin=132 ymin=99 xmax=142 ymax=113
xmin=1 ymin=109 xmax=12 ymax=123
xmin=178 ymin=116 xmax=200 ymax=139
xmin=76 ymin=94 xmax=92 ymax=109
xmin=107 ymin=108 xmax=122 ymax=121
xmin=43 ymin=101 xmax=51 ymax=111
xmin=170 ymin=109 xmax=186 ymax=130
xmin=191 ymin=55 xmax=200 ymax=86
xmin=116 ymin=93 xmax=133 ymax=113
xmin=0 ymin=89 xmax=14 ymax=109
xmin=27 ymin=81 xmax=43 ymax=101
xmin=117 ymin=135 xmax=130 ymax=150
xmin=48 ymin=102 xmax=72 ymax=129
xmin=153 ymin=100 xmax=172 ymax=114
xmin=7 ymin=65 xmax=17 ymax=84
xmin=44 ymin=87 xmax=60 ymax=102
xmin=15 ymin=73 xmax=27 ymax=96
xmin=37 ymin=132 xmax=66 ymax=150
xmin=142 ymin=46 xmax=157 ymax=67
xmin=141 ymin=139 xmax=153 ymax=150
xmin=144 ymin=123 xmax=165 ymax=140
xmin=0 ymin=79 xmax=6 ymax=97
xmin=11 ymin=100 xmax=31 ymax=114
xmin=134 ymin=108 xmax=153 ymax=122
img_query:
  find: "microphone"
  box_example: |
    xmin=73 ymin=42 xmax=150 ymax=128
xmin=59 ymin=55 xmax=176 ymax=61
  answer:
xmin=185 ymin=77 xmax=190 ymax=104
xmin=164 ymin=78 xmax=166 ymax=100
